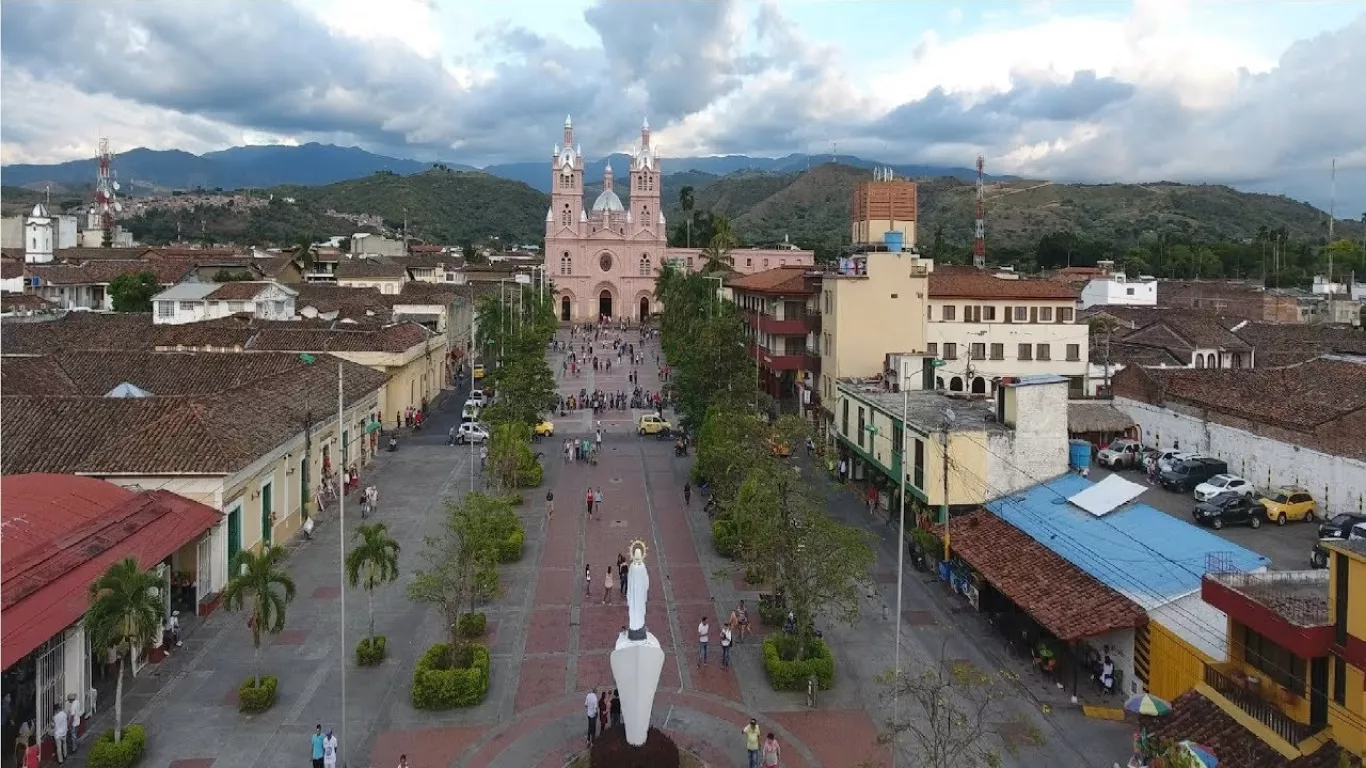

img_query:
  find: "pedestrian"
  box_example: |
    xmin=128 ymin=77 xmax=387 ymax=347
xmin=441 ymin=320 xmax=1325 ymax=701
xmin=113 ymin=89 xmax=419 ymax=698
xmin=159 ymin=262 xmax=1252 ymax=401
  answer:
xmin=397 ymin=755 xmax=409 ymax=768
xmin=610 ymin=690 xmax=622 ymax=727
xmin=367 ymin=485 xmax=379 ymax=515
xmin=479 ymin=445 xmax=488 ymax=471
xmin=22 ymin=739 xmax=37 ymax=768
xmin=595 ymin=428 xmax=603 ymax=450
xmin=618 ymin=552 xmax=629 ymax=597
xmin=697 ymin=616 xmax=710 ymax=666
xmin=360 ymin=493 xmax=371 ymax=518
xmin=867 ymin=485 xmax=878 ymax=515
xmin=594 ymin=487 xmax=603 ymax=516
xmin=585 ymin=487 xmax=595 ymax=518
xmin=546 ymin=490 xmax=555 ymax=520
xmin=66 ymin=695 xmax=81 ymax=754
xmin=742 ymin=718 xmax=762 ymax=768
xmin=447 ymin=425 xmax=456 ymax=446
xmin=683 ymin=483 xmax=691 ymax=506
xmin=603 ymin=566 xmax=615 ymax=605
xmin=310 ymin=724 xmax=325 ymax=768
xmin=735 ymin=600 xmax=752 ymax=642
xmin=598 ymin=689 xmax=609 ymax=731
xmin=721 ymin=623 xmax=733 ymax=667
xmin=762 ymin=733 xmax=781 ymax=767
xmin=322 ymin=728 xmax=339 ymax=768
xmin=585 ymin=564 xmax=592 ymax=596
xmin=51 ymin=704 xmax=67 ymax=765
xmin=584 ymin=688 xmax=599 ymax=745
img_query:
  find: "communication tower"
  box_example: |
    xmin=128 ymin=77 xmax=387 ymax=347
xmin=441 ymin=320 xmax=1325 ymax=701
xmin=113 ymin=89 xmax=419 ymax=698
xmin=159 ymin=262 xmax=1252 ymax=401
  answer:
xmin=972 ymin=155 xmax=986 ymax=269
xmin=94 ymin=138 xmax=122 ymax=231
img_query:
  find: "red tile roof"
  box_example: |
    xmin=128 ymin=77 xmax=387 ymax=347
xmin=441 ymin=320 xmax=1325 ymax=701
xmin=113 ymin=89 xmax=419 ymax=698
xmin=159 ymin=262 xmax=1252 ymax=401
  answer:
xmin=2 ymin=474 xmax=221 ymax=664
xmin=245 ymin=323 xmax=432 ymax=353
xmin=1 ymin=312 xmax=163 ymax=354
xmin=337 ymin=259 xmax=407 ymax=279
xmin=943 ymin=511 xmax=1147 ymax=641
xmin=1 ymin=258 xmax=22 ymax=279
xmin=929 ymin=268 xmax=1078 ymax=300
xmin=206 ymin=281 xmax=280 ymax=300
xmin=28 ymin=259 xmax=196 ymax=285
xmin=1148 ymin=691 xmax=1359 ymax=768
xmin=1 ymin=294 xmax=56 ymax=313
xmin=726 ymin=266 xmax=817 ymax=295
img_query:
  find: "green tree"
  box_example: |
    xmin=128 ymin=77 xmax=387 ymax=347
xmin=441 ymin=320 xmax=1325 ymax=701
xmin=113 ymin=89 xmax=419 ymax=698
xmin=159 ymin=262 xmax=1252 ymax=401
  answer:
xmin=702 ymin=215 xmax=737 ymax=272
xmin=212 ymin=269 xmax=249 ymax=282
xmin=345 ymin=522 xmax=401 ymax=641
xmin=84 ymin=557 xmax=163 ymax=743
xmin=679 ymin=185 xmax=696 ymax=248
xmin=407 ymin=493 xmax=508 ymax=657
xmin=692 ymin=406 xmax=766 ymax=503
xmin=221 ymin=546 xmax=297 ymax=686
xmin=108 ymin=270 xmax=161 ymax=312
xmin=294 ymin=236 xmax=318 ymax=270
xmin=486 ymin=422 xmax=541 ymax=491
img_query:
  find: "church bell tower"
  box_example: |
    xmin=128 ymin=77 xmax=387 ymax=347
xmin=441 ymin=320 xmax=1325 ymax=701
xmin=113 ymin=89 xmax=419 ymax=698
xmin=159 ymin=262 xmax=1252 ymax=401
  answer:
xmin=547 ymin=115 xmax=585 ymax=238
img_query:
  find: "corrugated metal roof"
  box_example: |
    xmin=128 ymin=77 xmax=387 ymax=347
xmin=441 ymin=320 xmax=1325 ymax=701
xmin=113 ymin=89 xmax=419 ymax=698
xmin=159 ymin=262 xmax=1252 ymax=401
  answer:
xmin=986 ymin=473 xmax=1269 ymax=611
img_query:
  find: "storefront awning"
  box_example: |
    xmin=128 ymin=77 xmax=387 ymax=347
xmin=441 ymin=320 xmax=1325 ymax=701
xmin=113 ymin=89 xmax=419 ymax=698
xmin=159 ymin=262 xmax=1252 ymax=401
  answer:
xmin=2 ymin=476 xmax=221 ymax=668
xmin=944 ymin=511 xmax=1148 ymax=642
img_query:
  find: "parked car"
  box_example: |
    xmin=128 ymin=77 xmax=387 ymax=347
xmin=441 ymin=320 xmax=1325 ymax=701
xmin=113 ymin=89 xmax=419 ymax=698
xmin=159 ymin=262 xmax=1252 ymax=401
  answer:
xmin=637 ymin=413 xmax=672 ymax=436
xmin=469 ymin=389 xmax=489 ymax=407
xmin=1193 ymin=492 xmax=1264 ymax=530
xmin=461 ymin=403 xmax=481 ymax=423
xmin=456 ymin=422 xmax=490 ymax=444
xmin=1159 ymin=457 xmax=1229 ymax=493
xmin=1097 ymin=438 xmax=1143 ymax=469
xmin=1145 ymin=450 xmax=1194 ymax=474
xmin=1193 ymin=473 xmax=1253 ymax=502
xmin=1258 ymin=486 xmax=1318 ymax=525
xmin=534 ymin=418 xmax=555 ymax=437
xmin=1311 ymin=520 xmax=1366 ymax=568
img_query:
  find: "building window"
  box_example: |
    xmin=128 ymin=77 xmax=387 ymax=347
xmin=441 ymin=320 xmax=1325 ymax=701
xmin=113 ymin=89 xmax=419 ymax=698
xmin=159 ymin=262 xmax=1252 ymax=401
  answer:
xmin=926 ymin=342 xmax=938 ymax=357
xmin=1039 ymin=307 xmax=1054 ymax=322
xmin=1059 ymin=307 xmax=1074 ymax=322
xmin=942 ymin=305 xmax=956 ymax=321
xmin=228 ymin=301 xmax=246 ymax=313
xmin=1036 ymin=344 xmax=1051 ymax=361
xmin=1018 ymin=343 xmax=1032 ymax=361
xmin=857 ymin=408 xmax=866 ymax=448
xmin=746 ymin=258 xmax=753 ymax=267
xmin=983 ymin=306 xmax=996 ymax=321
xmin=824 ymin=291 xmax=831 ymax=313
xmin=1333 ymin=655 xmax=1347 ymax=705
xmin=990 ymin=343 xmax=1003 ymax=360
xmin=687 ymin=257 xmax=695 ymax=270
xmin=1243 ymin=625 xmax=1305 ymax=694
xmin=639 ymin=253 xmax=652 ymax=276
xmin=1012 ymin=306 xmax=1028 ymax=322
xmin=156 ymin=301 xmax=174 ymax=319
xmin=842 ymin=399 xmax=849 ymax=436
xmin=763 ymin=258 xmax=769 ymax=268
xmin=1232 ymin=353 xmax=1243 ymax=368
xmin=561 ymin=252 xmax=572 ymax=275
xmin=893 ymin=423 xmax=903 ymax=456
xmin=970 ymin=343 xmax=985 ymax=360
xmin=1195 ymin=354 xmax=1206 ymax=369
xmin=913 ymin=438 xmax=925 ymax=488
xmin=943 ymin=343 xmax=958 ymax=360
xmin=1065 ymin=344 xmax=1080 ymax=361
xmin=561 ymin=204 xmax=572 ymax=227
xmin=1126 ymin=287 xmax=1135 ymax=296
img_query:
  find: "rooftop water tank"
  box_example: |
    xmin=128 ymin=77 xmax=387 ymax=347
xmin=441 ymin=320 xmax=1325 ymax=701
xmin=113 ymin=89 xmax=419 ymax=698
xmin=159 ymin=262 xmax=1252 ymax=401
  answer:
xmin=884 ymin=230 xmax=904 ymax=253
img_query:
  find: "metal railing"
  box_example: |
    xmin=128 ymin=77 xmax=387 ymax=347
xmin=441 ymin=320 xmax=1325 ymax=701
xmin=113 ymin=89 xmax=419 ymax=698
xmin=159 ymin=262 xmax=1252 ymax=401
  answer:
xmin=1203 ymin=664 xmax=1319 ymax=745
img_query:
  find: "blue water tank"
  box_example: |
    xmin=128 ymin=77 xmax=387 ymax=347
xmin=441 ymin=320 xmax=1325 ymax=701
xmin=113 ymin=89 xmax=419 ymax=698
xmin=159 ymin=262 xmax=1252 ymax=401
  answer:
xmin=1068 ymin=439 xmax=1092 ymax=470
xmin=884 ymin=230 xmax=904 ymax=253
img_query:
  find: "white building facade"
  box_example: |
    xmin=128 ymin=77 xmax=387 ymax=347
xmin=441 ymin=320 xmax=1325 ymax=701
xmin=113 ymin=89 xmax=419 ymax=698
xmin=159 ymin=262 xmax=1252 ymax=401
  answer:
xmin=1080 ymin=273 xmax=1158 ymax=309
xmin=152 ymin=281 xmax=298 ymax=325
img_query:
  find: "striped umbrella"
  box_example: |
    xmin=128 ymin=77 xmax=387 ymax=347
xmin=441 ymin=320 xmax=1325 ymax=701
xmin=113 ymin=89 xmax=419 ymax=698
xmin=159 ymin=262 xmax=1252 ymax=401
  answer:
xmin=1123 ymin=693 xmax=1173 ymax=716
xmin=1179 ymin=741 xmax=1219 ymax=768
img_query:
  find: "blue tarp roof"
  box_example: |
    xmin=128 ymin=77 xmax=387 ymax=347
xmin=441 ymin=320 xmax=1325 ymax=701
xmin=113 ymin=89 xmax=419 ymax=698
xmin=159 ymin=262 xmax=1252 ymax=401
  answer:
xmin=985 ymin=474 xmax=1271 ymax=611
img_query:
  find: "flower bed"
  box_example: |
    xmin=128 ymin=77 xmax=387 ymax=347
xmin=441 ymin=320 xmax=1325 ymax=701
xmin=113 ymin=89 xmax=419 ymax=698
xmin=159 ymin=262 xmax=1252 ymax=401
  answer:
xmin=411 ymin=643 xmax=490 ymax=709
xmin=238 ymin=675 xmax=278 ymax=713
xmin=761 ymin=634 xmax=834 ymax=691
xmin=87 ymin=725 xmax=147 ymax=768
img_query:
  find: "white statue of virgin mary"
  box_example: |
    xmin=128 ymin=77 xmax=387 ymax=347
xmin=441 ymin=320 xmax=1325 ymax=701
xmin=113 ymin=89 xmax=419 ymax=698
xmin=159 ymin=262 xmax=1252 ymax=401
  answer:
xmin=612 ymin=539 xmax=665 ymax=746
xmin=625 ymin=541 xmax=649 ymax=636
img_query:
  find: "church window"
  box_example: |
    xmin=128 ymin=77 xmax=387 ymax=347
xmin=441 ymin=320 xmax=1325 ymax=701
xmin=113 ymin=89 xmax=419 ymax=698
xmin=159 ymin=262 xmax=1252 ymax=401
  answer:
xmin=643 ymin=207 xmax=650 ymax=222
xmin=560 ymin=252 xmax=573 ymax=275
xmin=31 ymin=237 xmax=37 ymax=251
xmin=561 ymin=204 xmax=572 ymax=227
xmin=639 ymin=253 xmax=652 ymax=276
xmin=599 ymin=252 xmax=614 ymax=272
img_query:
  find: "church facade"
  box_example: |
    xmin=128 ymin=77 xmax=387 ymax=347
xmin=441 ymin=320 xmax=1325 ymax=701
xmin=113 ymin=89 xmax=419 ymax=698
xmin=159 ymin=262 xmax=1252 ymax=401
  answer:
xmin=545 ymin=117 xmax=815 ymax=322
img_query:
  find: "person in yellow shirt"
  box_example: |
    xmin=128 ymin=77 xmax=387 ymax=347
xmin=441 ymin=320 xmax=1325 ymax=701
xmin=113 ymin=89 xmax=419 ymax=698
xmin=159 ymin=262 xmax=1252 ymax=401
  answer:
xmin=742 ymin=718 xmax=761 ymax=768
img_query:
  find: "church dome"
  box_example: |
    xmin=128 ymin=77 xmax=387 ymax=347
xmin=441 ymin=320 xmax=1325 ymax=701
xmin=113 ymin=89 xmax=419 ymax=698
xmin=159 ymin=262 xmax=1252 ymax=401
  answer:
xmin=30 ymin=203 xmax=49 ymax=218
xmin=592 ymin=189 xmax=624 ymax=213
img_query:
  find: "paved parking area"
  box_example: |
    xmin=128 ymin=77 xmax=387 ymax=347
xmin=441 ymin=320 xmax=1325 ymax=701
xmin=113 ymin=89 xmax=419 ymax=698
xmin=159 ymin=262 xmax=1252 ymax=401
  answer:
xmin=1089 ymin=466 xmax=1320 ymax=570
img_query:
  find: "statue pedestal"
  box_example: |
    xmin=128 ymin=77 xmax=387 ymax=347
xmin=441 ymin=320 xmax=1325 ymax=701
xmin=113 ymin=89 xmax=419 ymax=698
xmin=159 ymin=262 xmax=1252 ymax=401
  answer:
xmin=610 ymin=631 xmax=664 ymax=747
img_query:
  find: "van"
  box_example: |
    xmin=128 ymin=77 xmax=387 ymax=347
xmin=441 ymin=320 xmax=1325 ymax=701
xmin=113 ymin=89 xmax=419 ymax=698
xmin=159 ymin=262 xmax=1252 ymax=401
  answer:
xmin=1159 ymin=456 xmax=1229 ymax=493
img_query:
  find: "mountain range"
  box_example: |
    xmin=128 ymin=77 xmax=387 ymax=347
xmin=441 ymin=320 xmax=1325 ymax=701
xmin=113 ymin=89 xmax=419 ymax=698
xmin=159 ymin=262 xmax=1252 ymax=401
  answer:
xmin=0 ymin=142 xmax=998 ymax=196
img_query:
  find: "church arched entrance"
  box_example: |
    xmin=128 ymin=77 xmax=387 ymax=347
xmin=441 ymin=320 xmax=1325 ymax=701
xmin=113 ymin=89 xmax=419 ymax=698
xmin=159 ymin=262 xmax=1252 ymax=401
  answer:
xmin=560 ymin=295 xmax=571 ymax=322
xmin=599 ymin=290 xmax=613 ymax=319
xmin=639 ymin=297 xmax=650 ymax=322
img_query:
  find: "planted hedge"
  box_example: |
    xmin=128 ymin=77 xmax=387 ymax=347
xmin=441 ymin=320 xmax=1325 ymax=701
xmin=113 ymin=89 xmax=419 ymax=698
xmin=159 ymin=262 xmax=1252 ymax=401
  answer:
xmin=356 ymin=636 xmax=387 ymax=666
xmin=761 ymin=635 xmax=835 ymax=691
xmin=458 ymin=612 xmax=487 ymax=639
xmin=498 ymin=526 xmax=525 ymax=563
xmin=411 ymin=643 xmax=491 ymax=709
xmin=238 ymin=675 xmax=278 ymax=713
xmin=88 ymin=725 xmax=147 ymax=768
xmin=711 ymin=517 xmax=739 ymax=558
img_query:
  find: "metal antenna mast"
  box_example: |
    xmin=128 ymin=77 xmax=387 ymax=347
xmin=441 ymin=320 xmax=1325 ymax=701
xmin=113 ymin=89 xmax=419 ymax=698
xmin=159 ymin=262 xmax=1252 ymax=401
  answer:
xmin=972 ymin=155 xmax=986 ymax=269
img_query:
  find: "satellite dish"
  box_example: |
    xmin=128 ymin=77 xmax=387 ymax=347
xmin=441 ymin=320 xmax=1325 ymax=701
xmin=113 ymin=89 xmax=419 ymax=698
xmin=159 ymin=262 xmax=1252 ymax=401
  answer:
xmin=112 ymin=181 xmax=121 ymax=191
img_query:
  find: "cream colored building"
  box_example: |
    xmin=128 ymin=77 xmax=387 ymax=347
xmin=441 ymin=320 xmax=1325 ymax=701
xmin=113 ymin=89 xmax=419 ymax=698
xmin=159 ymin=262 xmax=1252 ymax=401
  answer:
xmin=337 ymin=258 xmax=408 ymax=294
xmin=926 ymin=266 xmax=1088 ymax=395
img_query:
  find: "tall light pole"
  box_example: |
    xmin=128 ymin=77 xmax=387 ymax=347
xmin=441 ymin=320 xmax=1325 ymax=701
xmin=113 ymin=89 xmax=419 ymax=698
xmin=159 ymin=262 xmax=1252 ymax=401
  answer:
xmin=469 ymin=281 xmax=476 ymax=492
xmin=335 ymin=361 xmax=347 ymax=768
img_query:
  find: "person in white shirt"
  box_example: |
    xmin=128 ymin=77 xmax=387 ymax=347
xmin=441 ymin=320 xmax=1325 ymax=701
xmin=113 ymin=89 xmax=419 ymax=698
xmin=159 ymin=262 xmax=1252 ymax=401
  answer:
xmin=66 ymin=696 xmax=82 ymax=753
xmin=697 ymin=617 xmax=710 ymax=667
xmin=322 ymin=728 xmax=339 ymax=768
xmin=51 ymin=704 xmax=68 ymax=764
xmin=584 ymin=688 xmax=599 ymax=745
xmin=720 ymin=625 xmax=733 ymax=668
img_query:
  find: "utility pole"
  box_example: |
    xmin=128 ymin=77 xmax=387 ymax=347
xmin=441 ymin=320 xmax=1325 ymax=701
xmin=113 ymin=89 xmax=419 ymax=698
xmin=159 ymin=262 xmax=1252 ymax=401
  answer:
xmin=891 ymin=383 xmax=909 ymax=768
xmin=940 ymin=424 xmax=951 ymax=561
xmin=336 ymin=362 xmax=347 ymax=768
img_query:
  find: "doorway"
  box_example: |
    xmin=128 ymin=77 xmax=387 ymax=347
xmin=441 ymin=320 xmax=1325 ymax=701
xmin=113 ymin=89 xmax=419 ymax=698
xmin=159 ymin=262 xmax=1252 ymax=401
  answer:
xmin=561 ymin=295 xmax=571 ymax=321
xmin=639 ymin=297 xmax=650 ymax=321
xmin=261 ymin=482 xmax=273 ymax=546
xmin=599 ymin=290 xmax=613 ymax=319
xmin=227 ymin=505 xmax=242 ymax=570
xmin=971 ymin=377 xmax=987 ymax=394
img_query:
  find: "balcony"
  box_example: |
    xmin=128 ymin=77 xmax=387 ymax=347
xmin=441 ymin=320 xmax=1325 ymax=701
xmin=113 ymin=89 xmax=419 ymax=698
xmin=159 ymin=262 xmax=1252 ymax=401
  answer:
xmin=748 ymin=344 xmax=805 ymax=371
xmin=744 ymin=309 xmax=821 ymax=336
xmin=1202 ymin=663 xmax=1322 ymax=747
xmin=1202 ymin=572 xmax=1333 ymax=659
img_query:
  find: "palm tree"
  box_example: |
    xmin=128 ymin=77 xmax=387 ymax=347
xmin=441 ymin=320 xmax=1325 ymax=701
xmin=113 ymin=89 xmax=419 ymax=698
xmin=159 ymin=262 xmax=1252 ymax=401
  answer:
xmin=702 ymin=215 xmax=737 ymax=273
xmin=221 ymin=546 xmax=296 ymax=686
xmin=84 ymin=557 xmax=163 ymax=743
xmin=294 ymin=236 xmax=318 ymax=271
xmin=345 ymin=523 xmax=400 ymax=641
xmin=679 ymin=186 xmax=696 ymax=248
xmin=1087 ymin=314 xmax=1122 ymax=393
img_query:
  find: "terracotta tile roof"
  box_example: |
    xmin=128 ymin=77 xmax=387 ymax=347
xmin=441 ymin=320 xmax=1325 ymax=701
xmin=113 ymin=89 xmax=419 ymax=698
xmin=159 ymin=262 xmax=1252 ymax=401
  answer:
xmin=245 ymin=323 xmax=432 ymax=353
xmin=0 ymin=350 xmax=305 ymax=396
xmin=1 ymin=258 xmax=22 ymax=279
xmin=294 ymin=285 xmax=396 ymax=321
xmin=1148 ymin=691 xmax=1358 ymax=768
xmin=1 ymin=312 xmax=162 ymax=354
xmin=1067 ymin=402 xmax=1136 ymax=433
xmin=1231 ymin=322 xmax=1366 ymax=366
xmin=1 ymin=352 xmax=389 ymax=475
xmin=28 ymin=259 xmax=195 ymax=285
xmin=1 ymin=294 xmax=56 ymax=313
xmin=398 ymin=282 xmax=466 ymax=303
xmin=53 ymin=247 xmax=158 ymax=262
xmin=408 ymin=244 xmax=445 ymax=254
xmin=941 ymin=511 xmax=1147 ymax=641
xmin=1093 ymin=341 xmax=1186 ymax=367
xmin=1124 ymin=315 xmax=1252 ymax=354
xmin=254 ymin=256 xmax=298 ymax=278
xmin=0 ymin=249 xmax=23 ymax=262
xmin=149 ymin=247 xmax=243 ymax=259
xmin=726 ymin=266 xmax=817 ymax=295
xmin=337 ymin=259 xmax=407 ymax=279
xmin=929 ymin=268 xmax=1078 ymax=300
xmin=206 ymin=281 xmax=279 ymax=300
xmin=154 ymin=322 xmax=256 ymax=350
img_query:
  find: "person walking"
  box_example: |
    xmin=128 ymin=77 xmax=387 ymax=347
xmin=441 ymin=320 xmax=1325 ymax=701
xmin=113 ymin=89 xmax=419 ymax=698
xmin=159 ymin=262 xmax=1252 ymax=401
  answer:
xmin=585 ymin=487 xmax=595 ymax=519
xmin=66 ymin=695 xmax=81 ymax=754
xmin=322 ymin=728 xmax=339 ymax=768
xmin=584 ymin=564 xmax=592 ymax=597
xmin=310 ymin=725 xmax=325 ymax=768
xmin=683 ymin=483 xmax=691 ymax=506
xmin=594 ymin=487 xmax=603 ymax=517
xmin=618 ymin=552 xmax=629 ymax=598
xmin=598 ymin=689 xmax=609 ymax=732
xmin=366 ymin=485 xmax=379 ymax=515
xmin=603 ymin=566 xmax=615 ymax=605
xmin=610 ymin=690 xmax=622 ymax=728
xmin=697 ymin=616 xmax=710 ymax=667
xmin=720 ymin=624 xmax=733 ymax=667
xmin=51 ymin=704 xmax=67 ymax=765
xmin=761 ymin=733 xmax=782 ymax=767
xmin=546 ymin=490 xmax=555 ymax=520
xmin=742 ymin=718 xmax=762 ymax=768
xmin=584 ymin=688 xmax=599 ymax=745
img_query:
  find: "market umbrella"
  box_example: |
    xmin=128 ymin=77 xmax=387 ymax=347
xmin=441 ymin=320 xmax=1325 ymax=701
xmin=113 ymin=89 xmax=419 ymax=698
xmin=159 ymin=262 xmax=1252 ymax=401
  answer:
xmin=1178 ymin=741 xmax=1218 ymax=768
xmin=1124 ymin=693 xmax=1172 ymax=716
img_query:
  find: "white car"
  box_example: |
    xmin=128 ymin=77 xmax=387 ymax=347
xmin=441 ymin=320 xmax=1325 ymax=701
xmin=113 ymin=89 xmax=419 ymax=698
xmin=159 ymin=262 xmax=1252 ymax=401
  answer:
xmin=1194 ymin=473 xmax=1253 ymax=502
xmin=456 ymin=422 xmax=490 ymax=444
xmin=468 ymin=390 xmax=489 ymax=408
xmin=1147 ymin=450 xmax=1193 ymax=474
xmin=461 ymin=403 xmax=481 ymax=423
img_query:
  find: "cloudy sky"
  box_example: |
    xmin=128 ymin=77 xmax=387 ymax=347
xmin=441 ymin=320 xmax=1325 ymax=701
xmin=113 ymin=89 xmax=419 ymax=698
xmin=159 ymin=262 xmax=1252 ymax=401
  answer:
xmin=2 ymin=0 xmax=1363 ymax=211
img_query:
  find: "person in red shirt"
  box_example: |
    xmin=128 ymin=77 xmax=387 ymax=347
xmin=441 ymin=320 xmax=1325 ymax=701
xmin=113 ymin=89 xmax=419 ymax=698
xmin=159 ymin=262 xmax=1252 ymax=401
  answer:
xmin=585 ymin=488 xmax=595 ymax=519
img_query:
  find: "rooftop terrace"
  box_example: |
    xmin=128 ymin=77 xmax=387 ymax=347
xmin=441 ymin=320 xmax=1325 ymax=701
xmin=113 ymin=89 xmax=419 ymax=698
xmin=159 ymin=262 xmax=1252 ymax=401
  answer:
xmin=1205 ymin=571 xmax=1330 ymax=627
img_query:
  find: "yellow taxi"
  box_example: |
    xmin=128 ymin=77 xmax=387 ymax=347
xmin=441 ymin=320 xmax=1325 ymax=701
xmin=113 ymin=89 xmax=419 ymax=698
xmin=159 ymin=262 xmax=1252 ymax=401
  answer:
xmin=637 ymin=413 xmax=672 ymax=436
xmin=473 ymin=364 xmax=486 ymax=380
xmin=1258 ymin=486 xmax=1318 ymax=525
xmin=534 ymin=418 xmax=555 ymax=437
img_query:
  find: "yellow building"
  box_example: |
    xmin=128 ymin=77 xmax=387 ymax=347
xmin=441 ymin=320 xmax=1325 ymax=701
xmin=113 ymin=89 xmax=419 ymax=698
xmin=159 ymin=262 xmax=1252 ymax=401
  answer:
xmin=1325 ymin=540 xmax=1366 ymax=756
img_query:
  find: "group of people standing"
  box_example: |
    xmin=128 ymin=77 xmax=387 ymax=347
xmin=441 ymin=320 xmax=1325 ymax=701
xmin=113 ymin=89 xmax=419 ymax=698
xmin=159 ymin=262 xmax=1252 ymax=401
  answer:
xmin=582 ymin=687 xmax=623 ymax=745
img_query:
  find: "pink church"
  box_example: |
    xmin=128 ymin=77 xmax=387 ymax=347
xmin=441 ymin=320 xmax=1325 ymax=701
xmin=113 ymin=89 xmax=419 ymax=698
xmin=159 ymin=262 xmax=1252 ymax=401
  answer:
xmin=546 ymin=116 xmax=815 ymax=322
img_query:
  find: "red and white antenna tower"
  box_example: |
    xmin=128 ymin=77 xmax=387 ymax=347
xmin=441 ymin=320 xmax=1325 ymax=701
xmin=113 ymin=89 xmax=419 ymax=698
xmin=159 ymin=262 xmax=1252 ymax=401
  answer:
xmin=972 ymin=155 xmax=986 ymax=269
xmin=94 ymin=138 xmax=122 ymax=232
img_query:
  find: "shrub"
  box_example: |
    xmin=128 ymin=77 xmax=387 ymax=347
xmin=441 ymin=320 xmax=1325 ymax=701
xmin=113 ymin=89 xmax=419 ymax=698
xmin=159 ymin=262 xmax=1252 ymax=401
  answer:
xmin=743 ymin=565 xmax=766 ymax=585
xmin=589 ymin=724 xmax=680 ymax=768
xmin=458 ymin=612 xmax=487 ymax=639
xmin=88 ymin=725 xmax=147 ymax=768
xmin=411 ymin=643 xmax=491 ymax=709
xmin=711 ymin=517 xmax=739 ymax=558
xmin=238 ymin=675 xmax=279 ymax=713
xmin=503 ymin=493 xmax=525 ymax=507
xmin=356 ymin=636 xmax=387 ymax=666
xmin=761 ymin=635 xmax=835 ymax=691
xmin=498 ymin=526 xmax=525 ymax=563
xmin=517 ymin=459 xmax=544 ymax=488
